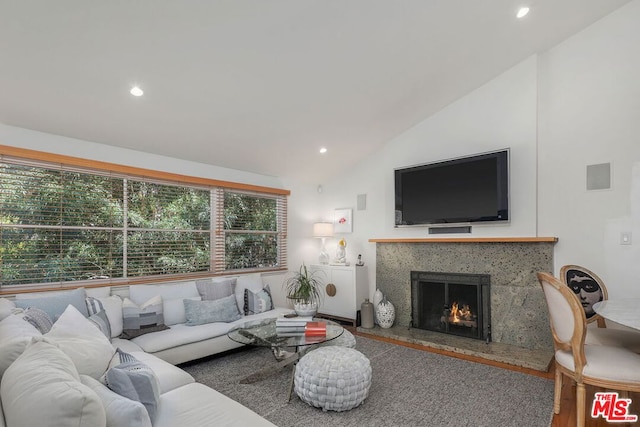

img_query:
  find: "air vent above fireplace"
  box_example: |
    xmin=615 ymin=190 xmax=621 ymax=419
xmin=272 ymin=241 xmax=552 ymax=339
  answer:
xmin=411 ymin=271 xmax=491 ymax=342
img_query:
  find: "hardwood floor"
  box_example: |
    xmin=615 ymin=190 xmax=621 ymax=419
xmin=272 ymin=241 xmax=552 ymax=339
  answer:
xmin=354 ymin=329 xmax=640 ymax=427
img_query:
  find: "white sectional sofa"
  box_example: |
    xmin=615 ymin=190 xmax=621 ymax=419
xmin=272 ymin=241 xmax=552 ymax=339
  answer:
xmin=0 ymin=273 xmax=292 ymax=427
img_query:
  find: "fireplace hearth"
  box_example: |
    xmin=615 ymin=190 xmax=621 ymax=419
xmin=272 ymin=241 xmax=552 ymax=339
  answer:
xmin=411 ymin=271 xmax=491 ymax=342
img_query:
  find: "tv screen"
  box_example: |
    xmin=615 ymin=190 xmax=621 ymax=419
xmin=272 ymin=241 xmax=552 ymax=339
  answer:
xmin=395 ymin=150 xmax=509 ymax=226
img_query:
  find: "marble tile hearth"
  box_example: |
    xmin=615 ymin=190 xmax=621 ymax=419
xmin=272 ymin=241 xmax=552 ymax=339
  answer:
xmin=357 ymin=325 xmax=553 ymax=372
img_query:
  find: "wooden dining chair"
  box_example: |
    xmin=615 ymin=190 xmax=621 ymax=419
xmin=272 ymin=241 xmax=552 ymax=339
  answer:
xmin=560 ymin=264 xmax=640 ymax=352
xmin=537 ymin=272 xmax=640 ymax=426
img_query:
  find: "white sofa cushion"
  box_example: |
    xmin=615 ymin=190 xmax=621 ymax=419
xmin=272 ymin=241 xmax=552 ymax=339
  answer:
xmin=154 ymin=383 xmax=277 ymax=427
xmin=129 ymin=281 xmax=199 ymax=306
xmin=80 ymin=374 xmax=152 ymax=427
xmin=44 ymin=304 xmax=115 ymax=379
xmin=131 ymin=307 xmax=292 ymax=353
xmin=14 ymin=287 xmax=88 ymax=320
xmin=0 ymin=313 xmax=42 ymax=377
xmin=87 ymin=295 xmax=124 ymax=338
xmin=0 ymin=298 xmax=16 ymax=321
xmin=163 ymin=296 xmax=201 ymax=326
xmin=1 ymin=339 xmax=106 ymax=427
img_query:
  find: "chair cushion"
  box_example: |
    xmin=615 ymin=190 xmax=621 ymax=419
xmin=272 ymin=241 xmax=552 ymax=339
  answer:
xmin=586 ymin=327 xmax=640 ymax=353
xmin=555 ymin=344 xmax=640 ymax=383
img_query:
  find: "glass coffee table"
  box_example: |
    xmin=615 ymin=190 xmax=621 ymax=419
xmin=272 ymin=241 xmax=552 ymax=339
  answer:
xmin=227 ymin=317 xmax=344 ymax=399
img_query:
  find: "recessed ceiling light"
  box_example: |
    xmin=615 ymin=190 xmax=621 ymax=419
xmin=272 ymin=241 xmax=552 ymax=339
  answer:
xmin=319 ymin=147 xmax=328 ymax=154
xmin=130 ymin=86 xmax=144 ymax=97
xmin=517 ymin=7 xmax=530 ymax=18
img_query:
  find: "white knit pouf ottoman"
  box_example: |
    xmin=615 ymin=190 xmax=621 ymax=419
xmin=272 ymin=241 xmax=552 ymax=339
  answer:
xmin=294 ymin=346 xmax=372 ymax=412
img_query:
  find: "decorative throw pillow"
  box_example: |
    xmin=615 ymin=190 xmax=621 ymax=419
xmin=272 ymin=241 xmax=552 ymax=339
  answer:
xmin=1 ymin=339 xmax=106 ymax=427
xmin=80 ymin=374 xmax=152 ymax=427
xmin=14 ymin=287 xmax=88 ymax=321
xmin=0 ymin=314 xmax=42 ymax=377
xmin=196 ymin=277 xmax=236 ymax=301
xmin=184 ymin=295 xmax=242 ymax=326
xmin=88 ymin=310 xmax=112 ymax=340
xmin=86 ymin=295 xmax=124 ymax=338
xmin=244 ymin=285 xmax=273 ymax=315
xmin=234 ymin=273 xmax=265 ymax=313
xmin=121 ymin=296 xmax=169 ymax=339
xmin=0 ymin=297 xmax=17 ymax=321
xmin=104 ymin=349 xmax=160 ymax=424
xmin=21 ymin=306 xmax=54 ymax=334
xmin=43 ymin=304 xmax=115 ymax=379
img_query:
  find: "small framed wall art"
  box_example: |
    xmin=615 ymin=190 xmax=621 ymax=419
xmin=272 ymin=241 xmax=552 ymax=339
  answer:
xmin=333 ymin=208 xmax=353 ymax=233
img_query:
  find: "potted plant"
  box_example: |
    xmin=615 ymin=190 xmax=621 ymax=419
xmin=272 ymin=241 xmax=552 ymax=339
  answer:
xmin=283 ymin=263 xmax=324 ymax=316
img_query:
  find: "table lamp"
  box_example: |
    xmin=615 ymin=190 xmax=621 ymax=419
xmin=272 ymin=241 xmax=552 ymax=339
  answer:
xmin=312 ymin=222 xmax=334 ymax=264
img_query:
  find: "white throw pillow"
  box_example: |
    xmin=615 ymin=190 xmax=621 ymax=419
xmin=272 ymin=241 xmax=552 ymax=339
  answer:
xmin=86 ymin=295 xmax=124 ymax=338
xmin=1 ymin=340 xmax=106 ymax=427
xmin=163 ymin=296 xmax=202 ymax=326
xmin=234 ymin=273 xmax=264 ymax=313
xmin=0 ymin=314 xmax=42 ymax=378
xmin=0 ymin=298 xmax=16 ymax=321
xmin=80 ymin=374 xmax=152 ymax=427
xmin=44 ymin=304 xmax=115 ymax=379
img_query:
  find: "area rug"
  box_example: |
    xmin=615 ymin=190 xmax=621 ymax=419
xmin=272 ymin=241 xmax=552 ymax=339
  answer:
xmin=181 ymin=336 xmax=554 ymax=427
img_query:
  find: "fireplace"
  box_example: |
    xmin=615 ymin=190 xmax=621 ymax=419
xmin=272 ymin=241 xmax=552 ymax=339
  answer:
xmin=411 ymin=271 xmax=491 ymax=342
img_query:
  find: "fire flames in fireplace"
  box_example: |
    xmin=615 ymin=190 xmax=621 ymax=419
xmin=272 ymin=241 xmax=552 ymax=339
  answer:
xmin=441 ymin=302 xmax=477 ymax=328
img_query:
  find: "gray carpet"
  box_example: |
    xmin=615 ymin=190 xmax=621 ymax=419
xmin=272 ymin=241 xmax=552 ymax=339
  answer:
xmin=181 ymin=336 xmax=554 ymax=427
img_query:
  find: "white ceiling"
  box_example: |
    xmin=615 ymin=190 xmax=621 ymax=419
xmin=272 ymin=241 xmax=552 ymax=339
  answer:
xmin=0 ymin=0 xmax=630 ymax=183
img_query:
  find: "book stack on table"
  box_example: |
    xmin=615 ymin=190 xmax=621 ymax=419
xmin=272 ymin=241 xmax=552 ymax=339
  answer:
xmin=275 ymin=315 xmax=313 ymax=336
xmin=304 ymin=321 xmax=327 ymax=337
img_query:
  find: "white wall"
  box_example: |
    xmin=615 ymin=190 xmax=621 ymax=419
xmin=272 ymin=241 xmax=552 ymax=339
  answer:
xmin=0 ymin=124 xmax=284 ymax=189
xmin=296 ymin=0 xmax=640 ymax=300
xmin=297 ymin=56 xmax=539 ymax=299
xmin=537 ymin=1 xmax=640 ymax=298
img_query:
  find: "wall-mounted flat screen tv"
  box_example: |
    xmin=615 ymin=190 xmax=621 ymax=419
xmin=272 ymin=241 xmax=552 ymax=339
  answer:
xmin=395 ymin=149 xmax=509 ymax=226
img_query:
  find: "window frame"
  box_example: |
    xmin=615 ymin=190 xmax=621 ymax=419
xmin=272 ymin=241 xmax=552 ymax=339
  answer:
xmin=0 ymin=144 xmax=289 ymax=293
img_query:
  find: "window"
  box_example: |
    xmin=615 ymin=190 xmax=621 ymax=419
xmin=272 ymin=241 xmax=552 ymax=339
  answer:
xmin=0 ymin=149 xmax=288 ymax=289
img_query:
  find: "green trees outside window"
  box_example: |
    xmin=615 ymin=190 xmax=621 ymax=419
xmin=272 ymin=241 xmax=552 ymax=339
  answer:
xmin=0 ymin=160 xmax=286 ymax=288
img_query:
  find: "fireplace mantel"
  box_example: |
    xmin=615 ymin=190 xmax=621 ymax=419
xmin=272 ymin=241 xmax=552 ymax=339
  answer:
xmin=369 ymin=237 xmax=557 ymax=243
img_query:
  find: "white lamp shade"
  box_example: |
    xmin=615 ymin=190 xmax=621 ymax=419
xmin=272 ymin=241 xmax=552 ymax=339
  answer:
xmin=312 ymin=222 xmax=334 ymax=238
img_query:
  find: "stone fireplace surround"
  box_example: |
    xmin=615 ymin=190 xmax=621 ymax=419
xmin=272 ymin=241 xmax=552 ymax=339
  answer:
xmin=369 ymin=237 xmax=557 ymax=353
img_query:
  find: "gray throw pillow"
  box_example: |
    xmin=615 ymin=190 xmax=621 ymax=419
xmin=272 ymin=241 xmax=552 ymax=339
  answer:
xmin=184 ymin=295 xmax=242 ymax=325
xmin=105 ymin=349 xmax=160 ymax=424
xmin=88 ymin=310 xmax=112 ymax=340
xmin=21 ymin=307 xmax=54 ymax=334
xmin=244 ymin=285 xmax=273 ymax=315
xmin=195 ymin=277 xmax=236 ymax=301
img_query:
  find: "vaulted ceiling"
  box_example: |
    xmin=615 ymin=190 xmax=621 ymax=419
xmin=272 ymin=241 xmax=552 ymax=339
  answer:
xmin=0 ymin=1 xmax=631 ymax=183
